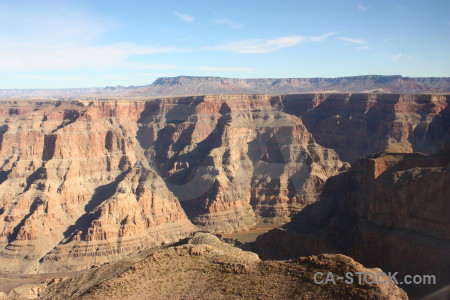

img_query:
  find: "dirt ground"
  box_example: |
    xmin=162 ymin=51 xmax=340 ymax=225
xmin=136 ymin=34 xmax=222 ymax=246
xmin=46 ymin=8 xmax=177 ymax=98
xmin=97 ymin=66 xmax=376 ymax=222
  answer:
xmin=0 ymin=270 xmax=86 ymax=293
xmin=0 ymin=224 xmax=279 ymax=295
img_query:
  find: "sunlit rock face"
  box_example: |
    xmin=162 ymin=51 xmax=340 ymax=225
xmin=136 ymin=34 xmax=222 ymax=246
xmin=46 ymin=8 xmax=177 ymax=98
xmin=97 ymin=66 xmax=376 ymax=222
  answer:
xmin=0 ymin=92 xmax=448 ymax=273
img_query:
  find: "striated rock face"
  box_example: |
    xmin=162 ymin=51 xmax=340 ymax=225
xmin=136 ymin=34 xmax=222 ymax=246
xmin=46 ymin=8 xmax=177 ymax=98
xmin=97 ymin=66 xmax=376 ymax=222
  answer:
xmin=0 ymin=100 xmax=197 ymax=273
xmin=0 ymin=96 xmax=347 ymax=273
xmin=0 ymin=93 xmax=448 ymax=274
xmin=281 ymin=93 xmax=450 ymax=162
xmin=37 ymin=233 xmax=407 ymax=300
xmin=136 ymin=95 xmax=347 ymax=227
xmin=255 ymin=147 xmax=450 ymax=297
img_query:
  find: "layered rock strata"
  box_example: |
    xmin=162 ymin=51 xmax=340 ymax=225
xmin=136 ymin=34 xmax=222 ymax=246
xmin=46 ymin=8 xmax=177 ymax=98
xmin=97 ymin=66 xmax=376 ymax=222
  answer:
xmin=256 ymin=147 xmax=450 ymax=296
xmin=0 ymin=93 xmax=449 ymax=273
xmin=0 ymin=100 xmax=197 ymax=273
xmin=0 ymin=96 xmax=347 ymax=273
xmin=281 ymin=93 xmax=450 ymax=162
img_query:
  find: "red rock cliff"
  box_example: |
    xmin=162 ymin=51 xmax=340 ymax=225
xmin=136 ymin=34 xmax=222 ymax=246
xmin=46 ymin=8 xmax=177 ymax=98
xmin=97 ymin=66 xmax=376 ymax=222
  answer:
xmin=256 ymin=146 xmax=450 ymax=297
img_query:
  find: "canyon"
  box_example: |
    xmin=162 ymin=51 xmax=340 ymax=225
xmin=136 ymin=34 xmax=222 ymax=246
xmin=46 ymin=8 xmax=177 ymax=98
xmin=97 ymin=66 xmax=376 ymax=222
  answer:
xmin=0 ymin=92 xmax=449 ymax=276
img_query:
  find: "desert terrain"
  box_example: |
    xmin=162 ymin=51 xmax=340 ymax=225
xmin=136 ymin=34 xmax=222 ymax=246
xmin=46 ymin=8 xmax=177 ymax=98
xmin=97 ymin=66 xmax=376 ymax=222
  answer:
xmin=0 ymin=77 xmax=449 ymax=298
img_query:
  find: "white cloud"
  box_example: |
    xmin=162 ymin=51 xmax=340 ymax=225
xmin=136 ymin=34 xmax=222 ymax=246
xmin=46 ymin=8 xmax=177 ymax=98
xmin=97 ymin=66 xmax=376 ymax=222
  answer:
xmin=16 ymin=75 xmax=85 ymax=81
xmin=357 ymin=45 xmax=371 ymax=51
xmin=195 ymin=66 xmax=253 ymax=72
xmin=204 ymin=32 xmax=336 ymax=53
xmin=139 ymin=73 xmax=177 ymax=77
xmin=337 ymin=37 xmax=367 ymax=44
xmin=308 ymin=32 xmax=338 ymax=42
xmin=0 ymin=42 xmax=184 ymax=72
xmin=356 ymin=3 xmax=369 ymax=11
xmin=173 ymin=12 xmax=194 ymax=22
xmin=126 ymin=63 xmax=180 ymax=70
xmin=215 ymin=18 xmax=243 ymax=29
xmin=390 ymin=52 xmax=413 ymax=61
xmin=0 ymin=4 xmax=113 ymax=43
xmin=0 ymin=5 xmax=187 ymax=72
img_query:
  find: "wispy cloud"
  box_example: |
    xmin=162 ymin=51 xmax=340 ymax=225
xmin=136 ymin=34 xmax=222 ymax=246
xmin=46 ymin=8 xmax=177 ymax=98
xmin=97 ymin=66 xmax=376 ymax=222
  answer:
xmin=0 ymin=42 xmax=185 ymax=72
xmin=173 ymin=12 xmax=194 ymax=22
xmin=0 ymin=5 xmax=187 ymax=72
xmin=390 ymin=52 xmax=413 ymax=61
xmin=195 ymin=66 xmax=253 ymax=72
xmin=356 ymin=3 xmax=369 ymax=11
xmin=337 ymin=37 xmax=367 ymax=44
xmin=127 ymin=63 xmax=180 ymax=70
xmin=16 ymin=74 xmax=85 ymax=81
xmin=308 ymin=32 xmax=338 ymax=42
xmin=215 ymin=18 xmax=243 ymax=29
xmin=357 ymin=45 xmax=371 ymax=51
xmin=204 ymin=32 xmax=337 ymax=53
xmin=139 ymin=72 xmax=177 ymax=77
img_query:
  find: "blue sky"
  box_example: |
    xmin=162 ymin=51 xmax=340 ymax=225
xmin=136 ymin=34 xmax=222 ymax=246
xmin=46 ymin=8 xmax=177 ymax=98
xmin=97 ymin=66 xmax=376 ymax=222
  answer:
xmin=1 ymin=0 xmax=449 ymax=88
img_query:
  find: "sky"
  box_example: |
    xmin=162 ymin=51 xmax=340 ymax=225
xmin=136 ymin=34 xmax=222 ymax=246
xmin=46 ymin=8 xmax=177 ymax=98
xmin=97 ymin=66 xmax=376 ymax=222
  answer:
xmin=0 ymin=0 xmax=449 ymax=89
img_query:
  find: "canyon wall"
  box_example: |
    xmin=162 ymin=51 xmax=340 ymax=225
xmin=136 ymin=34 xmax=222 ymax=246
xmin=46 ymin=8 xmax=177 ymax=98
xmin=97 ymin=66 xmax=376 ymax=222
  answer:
xmin=255 ymin=147 xmax=450 ymax=296
xmin=0 ymin=100 xmax=197 ymax=273
xmin=0 ymin=92 xmax=448 ymax=273
xmin=0 ymin=95 xmax=347 ymax=272
xmin=281 ymin=93 xmax=450 ymax=162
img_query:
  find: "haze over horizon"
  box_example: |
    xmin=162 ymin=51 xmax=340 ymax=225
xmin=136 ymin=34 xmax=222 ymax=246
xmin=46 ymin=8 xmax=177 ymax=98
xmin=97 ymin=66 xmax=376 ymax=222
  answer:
xmin=1 ymin=0 xmax=449 ymax=89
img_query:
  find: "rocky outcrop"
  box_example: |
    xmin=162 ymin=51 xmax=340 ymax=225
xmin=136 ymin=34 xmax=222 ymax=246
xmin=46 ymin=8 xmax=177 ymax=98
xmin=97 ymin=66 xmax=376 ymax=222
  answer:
xmin=37 ymin=233 xmax=407 ymax=300
xmin=255 ymin=147 xmax=450 ymax=297
xmin=1 ymin=75 xmax=450 ymax=98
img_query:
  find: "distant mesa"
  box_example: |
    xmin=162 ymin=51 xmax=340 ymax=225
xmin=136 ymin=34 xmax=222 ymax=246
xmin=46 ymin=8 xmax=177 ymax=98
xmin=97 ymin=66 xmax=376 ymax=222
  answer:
xmin=1 ymin=75 xmax=450 ymax=98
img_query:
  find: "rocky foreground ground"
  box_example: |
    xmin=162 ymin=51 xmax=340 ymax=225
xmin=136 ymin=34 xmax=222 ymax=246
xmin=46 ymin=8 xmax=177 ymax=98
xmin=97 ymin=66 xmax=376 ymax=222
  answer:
xmin=1 ymin=233 xmax=407 ymax=300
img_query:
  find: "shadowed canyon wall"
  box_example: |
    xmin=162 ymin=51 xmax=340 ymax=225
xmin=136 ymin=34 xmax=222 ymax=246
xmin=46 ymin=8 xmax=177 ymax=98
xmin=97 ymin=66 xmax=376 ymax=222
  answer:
xmin=256 ymin=147 xmax=450 ymax=297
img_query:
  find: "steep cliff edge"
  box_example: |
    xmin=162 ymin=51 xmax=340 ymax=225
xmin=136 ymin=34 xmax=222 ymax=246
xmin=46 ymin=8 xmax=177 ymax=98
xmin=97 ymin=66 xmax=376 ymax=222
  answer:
xmin=255 ymin=147 xmax=450 ymax=296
